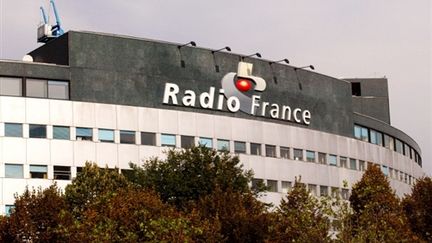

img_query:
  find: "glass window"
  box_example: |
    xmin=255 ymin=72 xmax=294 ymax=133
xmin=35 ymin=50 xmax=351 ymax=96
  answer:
xmin=250 ymin=143 xmax=261 ymax=155
xmin=404 ymin=144 xmax=409 ymax=156
xmin=350 ymin=158 xmax=357 ymax=170
xmin=161 ymin=134 xmax=176 ymax=147
xmin=281 ymin=181 xmax=292 ymax=193
xmin=384 ymin=134 xmax=394 ymax=150
xmin=0 ymin=77 xmax=22 ymax=96
xmin=234 ymin=141 xmax=246 ymax=153
xmin=54 ymin=166 xmax=71 ymax=180
xmin=361 ymin=127 xmax=369 ymax=142
xmin=354 ymin=125 xmax=361 ymax=139
xmin=181 ymin=135 xmax=195 ymax=149
xmin=217 ymin=139 xmax=229 ymax=151
xmin=370 ymin=130 xmax=383 ymax=146
xmin=53 ymin=126 xmax=70 ymax=140
xmin=409 ymin=148 xmax=414 ymax=160
xmin=359 ymin=160 xmax=366 ymax=171
xmin=76 ymin=127 xmax=93 ymax=141
xmin=29 ymin=124 xmax=46 ymax=138
xmin=318 ymin=152 xmax=326 ymax=164
xmin=280 ymin=147 xmax=290 ymax=159
xmin=198 ymin=137 xmax=212 ymax=148
xmin=48 ymin=81 xmax=69 ymax=99
xmin=381 ymin=165 xmax=389 ymax=176
xmin=5 ymin=123 xmax=22 ymax=137
xmin=340 ymin=157 xmax=348 ymax=168
xmin=29 ymin=165 xmax=48 ymax=179
xmin=265 ymin=145 xmax=276 ymax=157
xmin=308 ymin=184 xmax=317 ymax=196
xmin=26 ymin=79 xmax=47 ymax=98
xmin=141 ymin=132 xmax=156 ymax=146
xmin=120 ymin=130 xmax=135 ymax=144
xmin=328 ymin=154 xmax=337 ymax=166
xmin=5 ymin=205 xmax=15 ymax=217
xmin=306 ymin=150 xmax=315 ymax=162
xmin=395 ymin=139 xmax=403 ymax=154
xmin=293 ymin=149 xmax=303 ymax=161
xmin=251 ymin=178 xmax=263 ymax=190
xmin=98 ymin=129 xmax=114 ymax=143
xmin=331 ymin=187 xmax=340 ymax=198
xmin=5 ymin=164 xmax=23 ymax=178
xmin=267 ymin=180 xmax=278 ymax=192
xmin=320 ymin=186 xmax=328 ymax=197
xmin=341 ymin=189 xmax=350 ymax=200
xmin=76 ymin=166 xmax=83 ymax=176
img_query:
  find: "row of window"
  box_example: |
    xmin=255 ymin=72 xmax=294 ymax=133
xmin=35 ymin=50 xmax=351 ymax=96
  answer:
xmin=0 ymin=76 xmax=69 ymax=100
xmin=354 ymin=124 xmax=422 ymax=167
xmin=252 ymin=178 xmax=351 ymax=200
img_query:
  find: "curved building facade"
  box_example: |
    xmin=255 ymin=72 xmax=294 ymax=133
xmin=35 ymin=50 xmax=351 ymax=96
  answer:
xmin=0 ymin=31 xmax=424 ymax=213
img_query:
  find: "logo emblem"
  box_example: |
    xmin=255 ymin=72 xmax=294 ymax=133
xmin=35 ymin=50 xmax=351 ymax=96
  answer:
xmin=221 ymin=62 xmax=266 ymax=114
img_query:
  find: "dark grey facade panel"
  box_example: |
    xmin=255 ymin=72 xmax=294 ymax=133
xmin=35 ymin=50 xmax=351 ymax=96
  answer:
xmin=29 ymin=33 xmax=69 ymax=66
xmin=0 ymin=62 xmax=69 ymax=81
xmin=352 ymin=96 xmax=391 ymax=124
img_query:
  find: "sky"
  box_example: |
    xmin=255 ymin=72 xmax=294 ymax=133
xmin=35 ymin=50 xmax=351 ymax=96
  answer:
xmin=0 ymin=0 xmax=431 ymax=174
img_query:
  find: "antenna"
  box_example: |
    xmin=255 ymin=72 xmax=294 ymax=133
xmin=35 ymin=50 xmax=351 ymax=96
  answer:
xmin=37 ymin=0 xmax=64 ymax=43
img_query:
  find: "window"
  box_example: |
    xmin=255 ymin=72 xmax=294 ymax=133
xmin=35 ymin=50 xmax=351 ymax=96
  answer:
xmin=384 ymin=134 xmax=394 ymax=150
xmin=48 ymin=81 xmax=69 ymax=99
xmin=76 ymin=166 xmax=83 ymax=176
xmin=331 ymin=187 xmax=340 ymax=198
xmin=361 ymin=127 xmax=369 ymax=142
xmin=381 ymin=165 xmax=389 ymax=177
xmin=320 ymin=186 xmax=328 ymax=197
xmin=399 ymin=171 xmax=404 ymax=181
xmin=395 ymin=139 xmax=403 ymax=154
xmin=350 ymin=158 xmax=357 ymax=170
xmin=341 ymin=189 xmax=349 ymax=200
xmin=29 ymin=165 xmax=48 ymax=179
xmin=351 ymin=82 xmax=361 ymax=96
xmin=251 ymin=178 xmax=263 ymax=190
xmin=217 ymin=139 xmax=230 ymax=151
xmin=5 ymin=123 xmax=22 ymax=137
xmin=26 ymin=79 xmax=47 ymax=98
xmin=308 ymin=184 xmax=317 ymax=196
xmin=389 ymin=168 xmax=394 ymax=178
xmin=120 ymin=130 xmax=135 ymax=144
xmin=354 ymin=125 xmax=361 ymax=139
xmin=54 ymin=166 xmax=71 ymax=180
xmin=161 ymin=134 xmax=176 ymax=147
xmin=29 ymin=124 xmax=46 ymax=138
xmin=53 ymin=126 xmax=70 ymax=140
xmin=181 ymin=135 xmax=195 ymax=149
xmin=306 ymin=150 xmax=315 ymax=162
xmin=281 ymin=181 xmax=292 ymax=193
xmin=370 ymin=130 xmax=383 ymax=146
xmin=267 ymin=180 xmax=278 ymax=192
xmin=0 ymin=77 xmax=22 ymax=96
xmin=409 ymin=147 xmax=414 ymax=160
xmin=234 ymin=141 xmax=246 ymax=153
xmin=98 ymin=129 xmax=114 ymax=143
xmin=328 ymin=154 xmax=337 ymax=166
xmin=340 ymin=157 xmax=348 ymax=168
xmin=293 ymin=149 xmax=303 ymax=161
xmin=141 ymin=132 xmax=156 ymax=146
xmin=76 ymin=127 xmax=93 ymax=141
xmin=359 ymin=160 xmax=366 ymax=171
xmin=5 ymin=164 xmax=23 ymax=178
xmin=280 ymin=147 xmax=290 ymax=159
xmin=5 ymin=205 xmax=15 ymax=217
xmin=198 ymin=137 xmax=212 ymax=148
xmin=265 ymin=145 xmax=276 ymax=157
xmin=250 ymin=143 xmax=261 ymax=155
xmin=318 ymin=152 xmax=326 ymax=164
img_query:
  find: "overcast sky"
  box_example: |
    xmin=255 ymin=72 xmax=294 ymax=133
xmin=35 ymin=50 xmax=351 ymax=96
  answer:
xmin=1 ymin=0 xmax=431 ymax=174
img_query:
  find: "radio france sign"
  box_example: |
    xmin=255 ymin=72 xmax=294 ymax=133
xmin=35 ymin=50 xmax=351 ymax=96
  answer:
xmin=162 ymin=61 xmax=311 ymax=125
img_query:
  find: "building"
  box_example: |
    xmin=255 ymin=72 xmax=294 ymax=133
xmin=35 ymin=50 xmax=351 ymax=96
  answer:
xmin=0 ymin=31 xmax=424 ymax=213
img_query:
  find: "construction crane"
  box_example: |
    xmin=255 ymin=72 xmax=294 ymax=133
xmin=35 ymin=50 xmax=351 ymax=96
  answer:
xmin=37 ymin=0 xmax=64 ymax=43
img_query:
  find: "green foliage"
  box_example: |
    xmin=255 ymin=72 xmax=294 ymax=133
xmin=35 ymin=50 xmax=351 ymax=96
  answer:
xmin=402 ymin=176 xmax=432 ymax=242
xmin=343 ymin=164 xmax=417 ymax=242
xmin=126 ymin=145 xmax=254 ymax=210
xmin=269 ymin=179 xmax=333 ymax=243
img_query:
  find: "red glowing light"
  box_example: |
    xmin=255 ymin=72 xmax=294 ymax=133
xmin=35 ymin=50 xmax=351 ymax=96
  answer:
xmin=235 ymin=79 xmax=252 ymax=92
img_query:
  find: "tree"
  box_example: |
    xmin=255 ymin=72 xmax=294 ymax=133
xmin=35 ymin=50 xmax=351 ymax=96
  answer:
xmin=126 ymin=145 xmax=254 ymax=210
xmin=402 ymin=176 xmax=432 ymax=242
xmin=0 ymin=185 xmax=70 ymax=242
xmin=269 ymin=179 xmax=333 ymax=243
xmin=345 ymin=164 xmax=417 ymax=242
